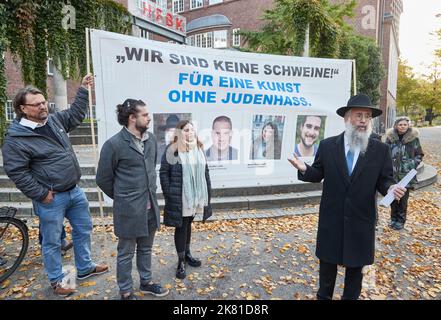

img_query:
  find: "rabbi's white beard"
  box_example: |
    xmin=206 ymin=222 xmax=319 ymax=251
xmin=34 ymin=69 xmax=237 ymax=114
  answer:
xmin=344 ymin=120 xmax=372 ymax=154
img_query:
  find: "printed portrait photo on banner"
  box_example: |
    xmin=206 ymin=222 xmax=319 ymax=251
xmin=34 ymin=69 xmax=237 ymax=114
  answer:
xmin=204 ymin=115 xmax=239 ymax=162
xmin=293 ymin=115 xmax=327 ymax=158
xmin=249 ymin=115 xmax=285 ymax=160
xmin=154 ymin=113 xmax=192 ymax=164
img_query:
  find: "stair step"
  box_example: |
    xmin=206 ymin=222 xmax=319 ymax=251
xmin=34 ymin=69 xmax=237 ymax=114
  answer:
xmin=0 ymin=165 xmax=96 ymax=176
xmin=68 ymin=125 xmax=97 ymax=136
xmin=0 ymin=181 xmax=321 ymax=201
xmin=0 ymin=172 xmax=322 ymax=197
xmin=0 ymin=190 xmax=322 ymax=216
xmin=0 ymin=188 xmax=101 ymax=202
xmin=69 ymin=136 xmax=98 ymax=145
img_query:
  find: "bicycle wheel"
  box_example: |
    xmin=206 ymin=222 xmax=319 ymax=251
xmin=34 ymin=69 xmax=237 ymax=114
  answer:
xmin=0 ymin=217 xmax=29 ymax=283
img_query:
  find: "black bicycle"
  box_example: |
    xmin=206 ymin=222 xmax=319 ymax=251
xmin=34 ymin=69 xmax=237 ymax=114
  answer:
xmin=0 ymin=206 xmax=29 ymax=283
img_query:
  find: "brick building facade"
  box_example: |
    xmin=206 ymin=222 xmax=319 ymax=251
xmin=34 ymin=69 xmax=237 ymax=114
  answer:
xmin=333 ymin=0 xmax=403 ymax=130
xmin=4 ymin=52 xmax=81 ymax=121
xmin=3 ymin=0 xmax=402 ymax=131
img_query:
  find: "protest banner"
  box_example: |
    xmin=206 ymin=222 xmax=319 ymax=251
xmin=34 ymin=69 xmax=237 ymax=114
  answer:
xmin=90 ymin=29 xmax=352 ymax=190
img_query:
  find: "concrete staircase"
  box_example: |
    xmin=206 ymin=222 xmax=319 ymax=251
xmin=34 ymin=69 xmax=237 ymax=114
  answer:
xmin=0 ymin=164 xmax=323 ymax=216
xmin=0 ymin=162 xmax=437 ymax=217
xmin=68 ymin=123 xmax=98 ymax=145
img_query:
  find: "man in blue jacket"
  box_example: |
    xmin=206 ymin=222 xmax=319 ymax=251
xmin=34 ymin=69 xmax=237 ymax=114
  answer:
xmin=2 ymin=74 xmax=108 ymax=297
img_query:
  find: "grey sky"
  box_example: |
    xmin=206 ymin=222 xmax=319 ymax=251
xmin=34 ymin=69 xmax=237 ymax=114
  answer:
xmin=399 ymin=0 xmax=441 ymax=76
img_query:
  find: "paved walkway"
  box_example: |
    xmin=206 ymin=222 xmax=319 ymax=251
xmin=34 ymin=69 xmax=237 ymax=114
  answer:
xmin=0 ymin=127 xmax=439 ymax=300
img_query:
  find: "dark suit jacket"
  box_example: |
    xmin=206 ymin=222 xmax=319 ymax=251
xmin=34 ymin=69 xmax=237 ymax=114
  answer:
xmin=96 ymin=128 xmax=160 ymax=238
xmin=298 ymin=132 xmax=394 ymax=267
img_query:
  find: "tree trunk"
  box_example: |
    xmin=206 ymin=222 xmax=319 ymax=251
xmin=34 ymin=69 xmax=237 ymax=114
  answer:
xmin=427 ymin=108 xmax=434 ymax=126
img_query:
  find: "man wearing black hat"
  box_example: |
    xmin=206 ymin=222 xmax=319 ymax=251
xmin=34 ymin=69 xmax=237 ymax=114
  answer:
xmin=288 ymin=94 xmax=407 ymax=300
xmin=157 ymin=114 xmax=180 ymax=164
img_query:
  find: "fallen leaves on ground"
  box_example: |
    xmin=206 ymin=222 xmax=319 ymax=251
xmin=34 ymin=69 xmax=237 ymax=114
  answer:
xmin=1 ymin=141 xmax=439 ymax=300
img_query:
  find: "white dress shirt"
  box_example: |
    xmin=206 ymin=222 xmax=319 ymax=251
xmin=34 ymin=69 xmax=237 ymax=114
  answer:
xmin=344 ymin=133 xmax=360 ymax=173
xmin=19 ymin=117 xmax=47 ymax=129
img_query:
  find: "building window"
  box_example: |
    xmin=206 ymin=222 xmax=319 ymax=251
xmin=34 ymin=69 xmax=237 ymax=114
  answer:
xmin=155 ymin=0 xmax=167 ymax=9
xmin=213 ymin=30 xmax=227 ymax=48
xmin=47 ymin=58 xmax=54 ymax=76
xmin=5 ymin=100 xmax=14 ymax=121
xmin=202 ymin=33 xmax=207 ymax=47
xmin=232 ymin=28 xmax=241 ymax=47
xmin=195 ymin=32 xmax=212 ymax=48
xmin=209 ymin=0 xmax=223 ymax=5
xmin=190 ymin=0 xmax=203 ymax=9
xmin=206 ymin=32 xmax=213 ymax=48
xmin=188 ymin=30 xmax=227 ymax=48
xmin=173 ymin=0 xmax=184 ymax=13
xmin=140 ymin=28 xmax=150 ymax=39
xmin=201 ymin=32 xmax=213 ymax=48
xmin=186 ymin=35 xmax=195 ymax=46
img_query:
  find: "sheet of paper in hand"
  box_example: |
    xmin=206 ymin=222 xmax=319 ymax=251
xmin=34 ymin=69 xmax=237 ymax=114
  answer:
xmin=379 ymin=169 xmax=417 ymax=207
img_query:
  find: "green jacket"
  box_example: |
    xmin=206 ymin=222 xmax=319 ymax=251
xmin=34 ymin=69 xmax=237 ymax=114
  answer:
xmin=383 ymin=127 xmax=424 ymax=187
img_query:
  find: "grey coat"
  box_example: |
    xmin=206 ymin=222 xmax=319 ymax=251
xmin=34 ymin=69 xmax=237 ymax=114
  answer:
xmin=2 ymin=87 xmax=88 ymax=201
xmin=96 ymin=128 xmax=160 ymax=238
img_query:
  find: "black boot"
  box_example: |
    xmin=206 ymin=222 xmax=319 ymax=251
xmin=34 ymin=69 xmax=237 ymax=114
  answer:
xmin=176 ymin=252 xmax=186 ymax=279
xmin=395 ymin=212 xmax=407 ymax=230
xmin=390 ymin=205 xmax=399 ymax=229
xmin=185 ymin=249 xmax=201 ymax=267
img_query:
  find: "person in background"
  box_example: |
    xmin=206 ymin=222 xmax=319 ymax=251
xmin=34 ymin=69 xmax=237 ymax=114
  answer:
xmin=384 ymin=116 xmax=424 ymax=231
xmin=157 ymin=114 xmax=180 ymax=164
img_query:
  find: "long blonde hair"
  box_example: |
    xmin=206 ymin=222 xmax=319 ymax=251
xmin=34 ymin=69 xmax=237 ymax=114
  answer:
xmin=172 ymin=120 xmax=204 ymax=152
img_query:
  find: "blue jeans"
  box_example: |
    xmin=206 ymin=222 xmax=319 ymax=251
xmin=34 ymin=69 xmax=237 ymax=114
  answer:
xmin=33 ymin=186 xmax=96 ymax=283
xmin=38 ymin=224 xmax=67 ymax=247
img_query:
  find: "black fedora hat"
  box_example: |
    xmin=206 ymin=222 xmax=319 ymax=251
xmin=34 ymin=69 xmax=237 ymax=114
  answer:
xmin=160 ymin=114 xmax=180 ymax=130
xmin=336 ymin=94 xmax=382 ymax=118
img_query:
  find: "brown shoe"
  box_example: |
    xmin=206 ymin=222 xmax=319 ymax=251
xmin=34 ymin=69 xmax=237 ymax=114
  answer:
xmin=51 ymin=281 xmax=76 ymax=297
xmin=77 ymin=264 xmax=109 ymax=280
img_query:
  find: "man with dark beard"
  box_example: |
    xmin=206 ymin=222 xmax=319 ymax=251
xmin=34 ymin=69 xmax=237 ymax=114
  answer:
xmin=288 ymin=94 xmax=407 ymax=300
xmin=294 ymin=115 xmax=322 ymax=157
xmin=96 ymin=99 xmax=169 ymax=300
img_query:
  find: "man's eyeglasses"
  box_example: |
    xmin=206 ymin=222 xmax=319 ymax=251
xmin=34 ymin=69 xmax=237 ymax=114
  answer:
xmin=353 ymin=113 xmax=372 ymax=121
xmin=23 ymin=101 xmax=48 ymax=108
